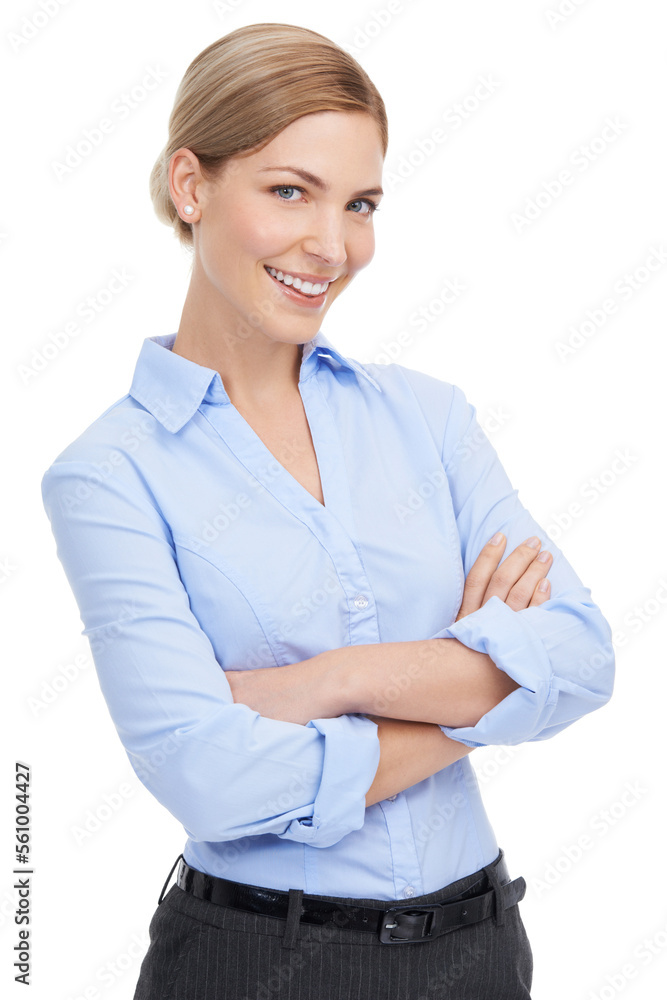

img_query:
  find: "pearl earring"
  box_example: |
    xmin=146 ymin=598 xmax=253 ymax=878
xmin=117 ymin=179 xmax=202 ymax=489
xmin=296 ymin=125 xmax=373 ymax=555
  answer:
xmin=183 ymin=205 xmax=194 ymax=216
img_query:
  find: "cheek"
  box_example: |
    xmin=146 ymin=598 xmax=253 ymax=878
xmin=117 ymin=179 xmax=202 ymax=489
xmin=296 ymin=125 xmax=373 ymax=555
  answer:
xmin=227 ymin=199 xmax=296 ymax=261
xmin=327 ymin=275 xmax=353 ymax=304
xmin=348 ymin=226 xmax=375 ymax=272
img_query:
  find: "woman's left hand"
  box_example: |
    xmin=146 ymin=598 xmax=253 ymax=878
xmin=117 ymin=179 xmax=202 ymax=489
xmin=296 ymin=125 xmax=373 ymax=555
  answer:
xmin=225 ymin=654 xmax=341 ymax=725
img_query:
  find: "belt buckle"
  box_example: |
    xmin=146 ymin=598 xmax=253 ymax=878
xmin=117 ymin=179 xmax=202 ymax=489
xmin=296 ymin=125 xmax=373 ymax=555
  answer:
xmin=378 ymin=902 xmax=442 ymax=944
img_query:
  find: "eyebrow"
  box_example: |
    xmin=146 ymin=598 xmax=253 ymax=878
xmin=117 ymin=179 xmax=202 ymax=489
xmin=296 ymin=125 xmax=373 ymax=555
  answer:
xmin=257 ymin=164 xmax=384 ymax=199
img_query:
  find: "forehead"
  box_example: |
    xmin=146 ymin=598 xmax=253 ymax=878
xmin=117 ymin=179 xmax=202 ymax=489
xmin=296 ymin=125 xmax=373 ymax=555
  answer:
xmin=245 ymin=111 xmax=385 ymax=178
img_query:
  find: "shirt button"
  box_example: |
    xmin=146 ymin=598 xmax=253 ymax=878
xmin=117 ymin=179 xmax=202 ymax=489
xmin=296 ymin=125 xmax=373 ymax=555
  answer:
xmin=386 ymin=794 xmax=397 ymax=802
xmin=353 ymin=594 xmax=369 ymax=610
xmin=404 ymin=886 xmax=415 ymax=898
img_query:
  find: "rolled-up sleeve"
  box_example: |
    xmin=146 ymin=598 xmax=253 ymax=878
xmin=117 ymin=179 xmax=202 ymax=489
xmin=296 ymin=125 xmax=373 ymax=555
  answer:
xmin=41 ymin=460 xmax=380 ymax=847
xmin=428 ymin=384 xmax=615 ymax=747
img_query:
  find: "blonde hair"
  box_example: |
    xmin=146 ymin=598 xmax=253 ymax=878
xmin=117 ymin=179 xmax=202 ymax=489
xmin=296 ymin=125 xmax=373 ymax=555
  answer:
xmin=149 ymin=22 xmax=388 ymax=250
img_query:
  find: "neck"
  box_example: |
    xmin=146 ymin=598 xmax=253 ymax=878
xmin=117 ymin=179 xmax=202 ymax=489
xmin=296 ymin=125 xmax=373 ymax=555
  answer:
xmin=172 ymin=267 xmax=305 ymax=410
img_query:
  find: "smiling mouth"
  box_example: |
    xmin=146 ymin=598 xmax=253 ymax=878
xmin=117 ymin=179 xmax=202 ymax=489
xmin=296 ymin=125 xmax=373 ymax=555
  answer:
xmin=264 ymin=265 xmax=332 ymax=298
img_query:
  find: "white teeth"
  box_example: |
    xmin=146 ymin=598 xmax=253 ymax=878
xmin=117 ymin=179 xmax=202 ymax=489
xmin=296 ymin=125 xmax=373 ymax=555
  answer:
xmin=266 ymin=266 xmax=329 ymax=296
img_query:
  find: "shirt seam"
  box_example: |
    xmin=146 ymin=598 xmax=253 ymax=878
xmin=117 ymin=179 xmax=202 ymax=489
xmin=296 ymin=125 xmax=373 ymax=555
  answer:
xmin=45 ymin=459 xmax=174 ymax=539
xmin=170 ymin=532 xmax=282 ymax=668
xmin=390 ymin=364 xmax=457 ymax=463
xmin=453 ymin=758 xmax=486 ymax=869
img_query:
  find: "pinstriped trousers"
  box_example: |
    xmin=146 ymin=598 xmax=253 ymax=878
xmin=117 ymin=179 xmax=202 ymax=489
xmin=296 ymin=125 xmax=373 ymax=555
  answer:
xmin=132 ymin=850 xmax=533 ymax=999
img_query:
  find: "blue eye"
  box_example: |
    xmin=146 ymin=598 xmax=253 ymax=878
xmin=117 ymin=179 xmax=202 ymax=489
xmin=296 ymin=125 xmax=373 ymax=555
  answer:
xmin=272 ymin=185 xmax=302 ymax=201
xmin=347 ymin=199 xmax=378 ymax=215
xmin=269 ymin=185 xmax=379 ymax=216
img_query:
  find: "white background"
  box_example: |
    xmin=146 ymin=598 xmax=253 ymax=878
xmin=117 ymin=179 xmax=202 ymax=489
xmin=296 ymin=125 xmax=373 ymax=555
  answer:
xmin=3 ymin=1 xmax=666 ymax=998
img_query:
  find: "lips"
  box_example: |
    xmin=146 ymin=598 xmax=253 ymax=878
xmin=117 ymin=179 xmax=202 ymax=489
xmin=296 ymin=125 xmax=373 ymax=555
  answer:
xmin=264 ymin=266 xmax=329 ymax=306
xmin=263 ymin=266 xmax=333 ymax=295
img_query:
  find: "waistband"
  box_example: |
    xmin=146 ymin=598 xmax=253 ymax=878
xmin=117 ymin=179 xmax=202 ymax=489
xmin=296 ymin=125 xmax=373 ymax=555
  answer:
xmin=162 ymin=849 xmax=526 ymax=946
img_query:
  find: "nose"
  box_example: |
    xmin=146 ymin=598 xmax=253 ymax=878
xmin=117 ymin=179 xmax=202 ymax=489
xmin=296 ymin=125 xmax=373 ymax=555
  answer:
xmin=302 ymin=213 xmax=347 ymax=269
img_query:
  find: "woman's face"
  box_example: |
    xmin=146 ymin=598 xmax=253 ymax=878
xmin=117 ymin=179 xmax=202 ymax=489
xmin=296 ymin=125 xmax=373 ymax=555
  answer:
xmin=173 ymin=110 xmax=385 ymax=349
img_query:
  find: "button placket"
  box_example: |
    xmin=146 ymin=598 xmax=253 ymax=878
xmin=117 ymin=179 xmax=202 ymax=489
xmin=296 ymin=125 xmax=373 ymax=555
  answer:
xmin=378 ymin=793 xmax=424 ymax=899
xmin=299 ymin=374 xmax=379 ymax=646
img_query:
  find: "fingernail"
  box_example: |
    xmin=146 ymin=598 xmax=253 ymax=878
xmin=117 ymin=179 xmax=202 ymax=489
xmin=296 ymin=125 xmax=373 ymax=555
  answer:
xmin=490 ymin=532 xmax=504 ymax=545
xmin=538 ymin=579 xmax=550 ymax=592
xmin=537 ymin=550 xmax=551 ymax=562
xmin=525 ymin=536 xmax=541 ymax=549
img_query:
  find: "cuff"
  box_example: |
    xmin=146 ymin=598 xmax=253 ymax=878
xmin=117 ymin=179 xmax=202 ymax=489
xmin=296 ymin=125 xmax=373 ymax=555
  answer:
xmin=434 ymin=596 xmax=558 ymax=747
xmin=277 ymin=713 xmax=380 ymax=848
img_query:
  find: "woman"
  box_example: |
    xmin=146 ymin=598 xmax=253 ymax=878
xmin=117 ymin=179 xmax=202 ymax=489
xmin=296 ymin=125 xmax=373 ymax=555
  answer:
xmin=41 ymin=22 xmax=614 ymax=1000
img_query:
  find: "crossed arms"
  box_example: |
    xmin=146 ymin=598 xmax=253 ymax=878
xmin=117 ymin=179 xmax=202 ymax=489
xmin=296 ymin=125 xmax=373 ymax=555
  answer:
xmin=41 ymin=380 xmax=615 ymax=843
xmin=226 ymin=532 xmax=557 ymax=806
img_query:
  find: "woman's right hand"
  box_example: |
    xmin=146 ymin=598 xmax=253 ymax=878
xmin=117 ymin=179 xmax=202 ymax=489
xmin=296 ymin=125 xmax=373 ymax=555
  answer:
xmin=454 ymin=532 xmax=552 ymax=623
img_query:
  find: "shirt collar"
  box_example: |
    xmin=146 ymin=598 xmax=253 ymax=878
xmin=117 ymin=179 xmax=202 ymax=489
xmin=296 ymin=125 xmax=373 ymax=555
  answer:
xmin=128 ymin=329 xmax=382 ymax=433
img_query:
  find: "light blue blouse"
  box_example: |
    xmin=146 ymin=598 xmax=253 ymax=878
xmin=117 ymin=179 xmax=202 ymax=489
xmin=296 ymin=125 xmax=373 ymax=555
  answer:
xmin=40 ymin=330 xmax=614 ymax=900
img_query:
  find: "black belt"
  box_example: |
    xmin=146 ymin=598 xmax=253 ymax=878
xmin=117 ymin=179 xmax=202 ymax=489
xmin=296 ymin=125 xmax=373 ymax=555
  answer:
xmin=171 ymin=852 xmax=526 ymax=945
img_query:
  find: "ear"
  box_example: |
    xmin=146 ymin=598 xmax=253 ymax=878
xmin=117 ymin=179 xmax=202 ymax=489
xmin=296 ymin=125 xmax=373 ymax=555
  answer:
xmin=168 ymin=147 xmax=205 ymax=222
